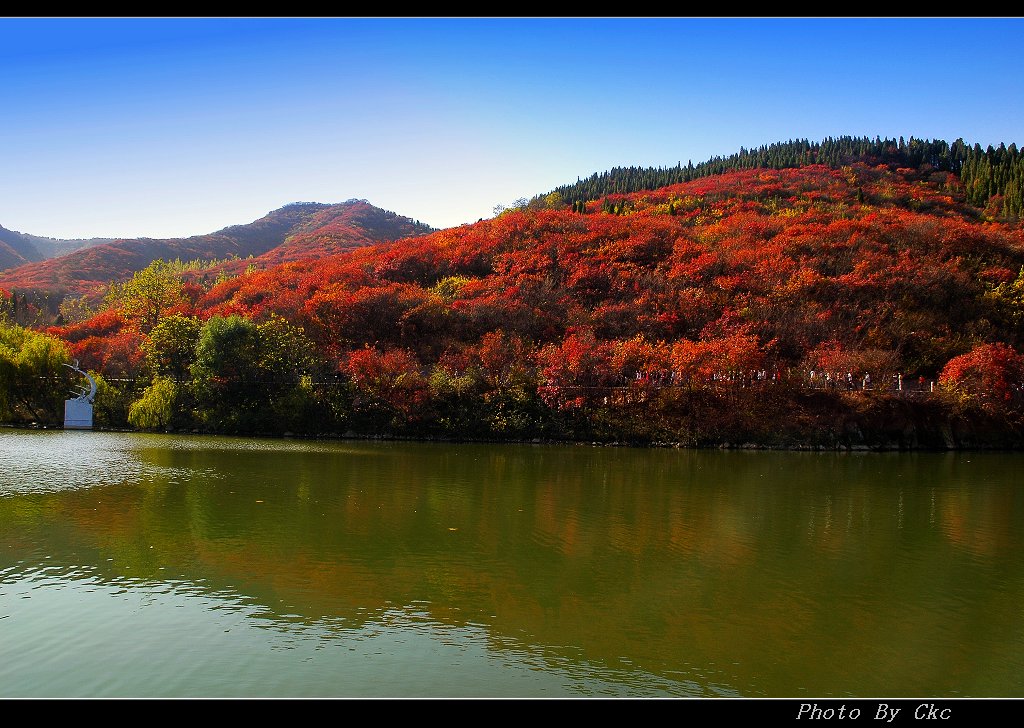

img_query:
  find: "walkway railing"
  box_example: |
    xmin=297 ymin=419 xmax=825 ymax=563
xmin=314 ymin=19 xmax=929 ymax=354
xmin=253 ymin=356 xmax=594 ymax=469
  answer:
xmin=537 ymin=373 xmax=946 ymax=407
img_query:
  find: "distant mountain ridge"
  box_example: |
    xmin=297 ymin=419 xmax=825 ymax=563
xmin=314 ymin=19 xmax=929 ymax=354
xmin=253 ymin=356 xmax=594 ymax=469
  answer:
xmin=0 ymin=225 xmax=41 ymax=269
xmin=22 ymin=233 xmax=116 ymax=260
xmin=0 ymin=224 xmax=113 ymax=271
xmin=0 ymin=200 xmax=434 ymax=297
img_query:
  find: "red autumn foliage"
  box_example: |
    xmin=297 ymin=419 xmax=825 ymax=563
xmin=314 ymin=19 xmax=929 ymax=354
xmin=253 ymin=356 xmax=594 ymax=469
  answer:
xmin=343 ymin=346 xmax=429 ymax=418
xmin=29 ymin=162 xmax=1024 ymax=425
xmin=48 ymin=308 xmax=130 ymax=343
xmin=469 ymin=329 xmax=537 ymax=391
xmin=939 ymin=343 xmax=1024 ymax=412
xmin=69 ymin=329 xmax=146 ymax=376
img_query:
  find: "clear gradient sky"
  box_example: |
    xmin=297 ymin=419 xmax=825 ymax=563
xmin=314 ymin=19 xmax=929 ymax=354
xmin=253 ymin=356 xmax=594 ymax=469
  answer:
xmin=1 ymin=17 xmax=1021 ymax=240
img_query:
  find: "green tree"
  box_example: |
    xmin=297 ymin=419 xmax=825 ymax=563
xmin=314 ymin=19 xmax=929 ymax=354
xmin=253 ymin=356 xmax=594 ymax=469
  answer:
xmin=57 ymin=295 xmax=97 ymax=325
xmin=128 ymin=376 xmax=178 ymax=430
xmin=190 ymin=314 xmax=320 ymax=432
xmin=104 ymin=259 xmax=186 ymax=332
xmin=91 ymin=371 xmax=138 ymax=429
xmin=142 ymin=313 xmax=202 ymax=380
xmin=0 ymin=320 xmax=71 ymax=424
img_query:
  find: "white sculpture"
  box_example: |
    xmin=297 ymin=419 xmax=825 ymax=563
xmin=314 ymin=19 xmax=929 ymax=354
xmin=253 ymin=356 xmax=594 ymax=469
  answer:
xmin=63 ymin=359 xmax=96 ymax=429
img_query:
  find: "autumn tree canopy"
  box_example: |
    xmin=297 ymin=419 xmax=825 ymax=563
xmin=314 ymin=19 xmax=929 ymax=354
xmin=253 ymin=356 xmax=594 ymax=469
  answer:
xmin=5 ymin=140 xmax=1024 ymax=446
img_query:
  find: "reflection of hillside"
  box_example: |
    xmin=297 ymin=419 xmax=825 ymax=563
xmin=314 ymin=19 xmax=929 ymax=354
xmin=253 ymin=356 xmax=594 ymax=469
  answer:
xmin=3 ymin=440 xmax=1024 ymax=695
xmin=937 ymin=483 xmax=1020 ymax=558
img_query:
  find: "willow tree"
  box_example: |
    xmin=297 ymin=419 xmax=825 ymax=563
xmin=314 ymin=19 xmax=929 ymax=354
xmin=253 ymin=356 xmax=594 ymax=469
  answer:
xmin=0 ymin=320 xmax=71 ymax=424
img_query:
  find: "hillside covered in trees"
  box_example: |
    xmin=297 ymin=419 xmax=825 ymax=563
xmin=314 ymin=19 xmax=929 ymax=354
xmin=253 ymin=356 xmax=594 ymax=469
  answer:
xmin=3 ymin=137 xmax=1024 ymax=449
xmin=541 ymin=136 xmax=1024 ymax=221
xmin=0 ymin=199 xmax=434 ymax=301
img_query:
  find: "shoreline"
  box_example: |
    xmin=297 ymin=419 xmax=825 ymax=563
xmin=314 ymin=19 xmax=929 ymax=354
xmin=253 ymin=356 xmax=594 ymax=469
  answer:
xmin=4 ymin=421 xmax=1022 ymax=453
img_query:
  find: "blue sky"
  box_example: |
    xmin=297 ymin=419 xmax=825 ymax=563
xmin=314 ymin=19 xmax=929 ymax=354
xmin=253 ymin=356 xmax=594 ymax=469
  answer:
xmin=1 ymin=17 xmax=1021 ymax=240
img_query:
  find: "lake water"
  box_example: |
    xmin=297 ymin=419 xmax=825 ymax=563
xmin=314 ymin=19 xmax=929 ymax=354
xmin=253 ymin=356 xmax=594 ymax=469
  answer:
xmin=1 ymin=429 xmax=1022 ymax=698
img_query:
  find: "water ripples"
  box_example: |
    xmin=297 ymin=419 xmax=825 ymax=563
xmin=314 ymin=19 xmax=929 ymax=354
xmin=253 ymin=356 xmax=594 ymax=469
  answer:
xmin=0 ymin=430 xmax=194 ymax=495
xmin=4 ymin=434 xmax=1023 ymax=697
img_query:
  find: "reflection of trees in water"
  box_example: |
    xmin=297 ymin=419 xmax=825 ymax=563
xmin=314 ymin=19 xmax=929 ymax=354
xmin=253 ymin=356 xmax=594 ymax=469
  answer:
xmin=3 ymin=440 xmax=1023 ymax=695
